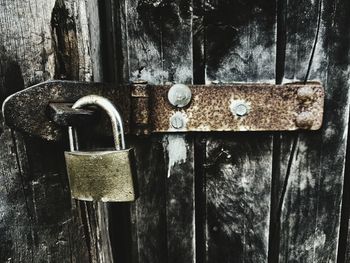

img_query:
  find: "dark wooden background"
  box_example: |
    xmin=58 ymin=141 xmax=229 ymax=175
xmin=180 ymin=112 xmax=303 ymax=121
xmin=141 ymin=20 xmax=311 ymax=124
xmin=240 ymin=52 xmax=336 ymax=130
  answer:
xmin=1 ymin=0 xmax=350 ymax=262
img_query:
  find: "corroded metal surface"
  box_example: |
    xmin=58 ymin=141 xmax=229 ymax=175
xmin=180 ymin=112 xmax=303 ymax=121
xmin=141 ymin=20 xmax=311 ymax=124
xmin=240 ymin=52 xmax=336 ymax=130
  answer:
xmin=150 ymin=83 xmax=324 ymax=132
xmin=47 ymin=102 xmax=99 ymax=126
xmin=65 ymin=149 xmax=137 ymax=202
xmin=131 ymin=82 xmax=150 ymax=135
xmin=2 ymin=81 xmax=324 ymax=140
xmin=2 ymin=80 xmax=130 ymax=140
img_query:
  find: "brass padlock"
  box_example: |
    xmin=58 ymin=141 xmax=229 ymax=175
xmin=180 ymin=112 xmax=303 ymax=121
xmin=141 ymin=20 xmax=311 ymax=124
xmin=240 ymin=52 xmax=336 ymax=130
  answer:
xmin=64 ymin=95 xmax=137 ymax=202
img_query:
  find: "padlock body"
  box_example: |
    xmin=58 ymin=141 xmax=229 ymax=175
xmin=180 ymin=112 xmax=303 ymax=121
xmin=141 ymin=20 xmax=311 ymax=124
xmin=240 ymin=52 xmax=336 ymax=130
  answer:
xmin=65 ymin=148 xmax=137 ymax=202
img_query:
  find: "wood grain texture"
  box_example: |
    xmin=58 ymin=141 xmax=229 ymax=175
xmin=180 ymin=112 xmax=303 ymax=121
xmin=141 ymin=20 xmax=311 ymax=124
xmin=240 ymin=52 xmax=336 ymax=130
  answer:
xmin=196 ymin=0 xmax=276 ymax=261
xmin=0 ymin=0 xmax=112 ymax=262
xmin=203 ymin=0 xmax=276 ymax=84
xmin=278 ymin=0 xmax=350 ymax=262
xmin=340 ymin=127 xmax=350 ymax=262
xmin=1 ymin=1 xmax=349 ymax=263
xmin=116 ymin=0 xmax=196 ymax=262
xmin=204 ymin=134 xmax=273 ymax=262
xmin=130 ymin=136 xmax=168 ymax=263
xmin=153 ymin=1 xmax=195 ymax=259
xmin=165 ymin=134 xmax=195 ymax=263
xmin=124 ymin=0 xmax=163 ymax=84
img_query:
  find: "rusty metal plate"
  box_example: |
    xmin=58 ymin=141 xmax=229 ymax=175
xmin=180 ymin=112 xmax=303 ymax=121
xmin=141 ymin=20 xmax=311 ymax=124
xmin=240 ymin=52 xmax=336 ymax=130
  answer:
xmin=2 ymin=81 xmax=130 ymax=140
xmin=149 ymin=83 xmax=324 ymax=132
xmin=2 ymin=80 xmax=324 ymax=140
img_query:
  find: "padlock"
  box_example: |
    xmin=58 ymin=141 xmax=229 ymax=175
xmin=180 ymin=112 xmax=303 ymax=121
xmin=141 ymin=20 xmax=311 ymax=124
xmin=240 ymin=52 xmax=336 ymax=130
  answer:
xmin=64 ymin=95 xmax=137 ymax=202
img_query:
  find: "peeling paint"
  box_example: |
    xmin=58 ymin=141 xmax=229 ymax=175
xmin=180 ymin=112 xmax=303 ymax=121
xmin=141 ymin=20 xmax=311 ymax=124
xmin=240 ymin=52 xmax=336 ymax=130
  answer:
xmin=304 ymin=229 xmax=326 ymax=252
xmin=131 ymin=68 xmax=169 ymax=84
xmin=174 ymin=65 xmax=193 ymax=83
xmin=165 ymin=134 xmax=187 ymax=178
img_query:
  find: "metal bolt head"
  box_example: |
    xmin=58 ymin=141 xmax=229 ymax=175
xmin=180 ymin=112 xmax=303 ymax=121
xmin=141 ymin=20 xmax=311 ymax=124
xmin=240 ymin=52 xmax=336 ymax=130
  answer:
xmin=170 ymin=113 xmax=184 ymax=129
xmin=297 ymin=86 xmax=315 ymax=101
xmin=230 ymin=100 xmax=250 ymax=117
xmin=296 ymin=111 xmax=314 ymax=129
xmin=235 ymin=103 xmax=248 ymax=116
xmin=168 ymin=84 xmax=192 ymax=108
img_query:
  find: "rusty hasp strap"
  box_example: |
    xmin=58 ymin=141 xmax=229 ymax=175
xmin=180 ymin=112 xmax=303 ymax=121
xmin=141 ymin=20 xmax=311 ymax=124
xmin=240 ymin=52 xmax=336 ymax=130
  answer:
xmin=151 ymin=83 xmax=324 ymax=132
xmin=2 ymin=80 xmax=324 ymax=141
xmin=47 ymin=102 xmax=100 ymax=126
xmin=2 ymin=81 xmax=130 ymax=141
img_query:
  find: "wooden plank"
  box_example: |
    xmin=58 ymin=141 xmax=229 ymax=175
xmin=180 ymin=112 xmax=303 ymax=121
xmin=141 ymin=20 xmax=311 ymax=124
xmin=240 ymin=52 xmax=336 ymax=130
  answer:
xmin=0 ymin=0 xmax=112 ymax=262
xmin=164 ymin=134 xmax=195 ymax=263
xmin=342 ymin=151 xmax=350 ymax=262
xmin=116 ymin=1 xmax=167 ymax=262
xmin=197 ymin=0 xmax=276 ymax=261
xmin=204 ymin=134 xmax=273 ymax=262
xmin=124 ymin=0 xmax=163 ymax=84
xmin=129 ymin=136 xmax=168 ymax=263
xmin=119 ymin=0 xmax=195 ymax=262
xmin=278 ymin=0 xmax=350 ymax=261
xmin=160 ymin=3 xmax=195 ymax=261
xmin=203 ymin=0 xmax=276 ymax=84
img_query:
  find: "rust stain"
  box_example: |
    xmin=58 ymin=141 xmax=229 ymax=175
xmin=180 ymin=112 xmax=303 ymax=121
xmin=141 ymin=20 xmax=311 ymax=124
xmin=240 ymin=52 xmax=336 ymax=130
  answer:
xmin=149 ymin=83 xmax=324 ymax=132
xmin=3 ymin=81 xmax=324 ymax=140
xmin=131 ymin=82 xmax=150 ymax=135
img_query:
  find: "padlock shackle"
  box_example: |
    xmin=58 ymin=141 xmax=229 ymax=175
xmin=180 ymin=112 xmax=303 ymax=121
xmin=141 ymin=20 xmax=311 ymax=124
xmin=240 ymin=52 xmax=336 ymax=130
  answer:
xmin=68 ymin=95 xmax=126 ymax=151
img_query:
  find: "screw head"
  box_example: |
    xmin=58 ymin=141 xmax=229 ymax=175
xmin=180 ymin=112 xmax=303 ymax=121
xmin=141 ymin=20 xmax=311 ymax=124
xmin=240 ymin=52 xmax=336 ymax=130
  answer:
xmin=170 ymin=113 xmax=184 ymax=129
xmin=235 ymin=103 xmax=248 ymax=116
xmin=296 ymin=111 xmax=314 ymax=129
xmin=297 ymin=86 xmax=315 ymax=101
xmin=230 ymin=100 xmax=250 ymax=117
xmin=168 ymin=84 xmax=192 ymax=108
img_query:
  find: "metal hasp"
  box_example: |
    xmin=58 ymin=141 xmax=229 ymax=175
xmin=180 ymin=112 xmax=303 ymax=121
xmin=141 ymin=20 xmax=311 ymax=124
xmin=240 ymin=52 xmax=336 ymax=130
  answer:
xmin=2 ymin=80 xmax=325 ymax=140
xmin=159 ymin=83 xmax=324 ymax=132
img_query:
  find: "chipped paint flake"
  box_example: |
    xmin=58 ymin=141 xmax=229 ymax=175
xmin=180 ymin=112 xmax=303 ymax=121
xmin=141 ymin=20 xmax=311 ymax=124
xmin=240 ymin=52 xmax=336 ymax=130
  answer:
xmin=165 ymin=135 xmax=187 ymax=178
xmin=131 ymin=68 xmax=169 ymax=84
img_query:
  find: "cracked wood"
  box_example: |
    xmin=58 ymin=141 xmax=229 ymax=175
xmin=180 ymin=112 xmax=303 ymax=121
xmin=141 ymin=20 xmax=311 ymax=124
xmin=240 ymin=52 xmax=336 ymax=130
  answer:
xmin=0 ymin=0 xmax=111 ymax=262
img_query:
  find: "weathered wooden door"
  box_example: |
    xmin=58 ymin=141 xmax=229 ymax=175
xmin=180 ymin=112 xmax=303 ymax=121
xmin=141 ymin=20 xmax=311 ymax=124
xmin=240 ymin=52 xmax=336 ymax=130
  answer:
xmin=1 ymin=0 xmax=350 ymax=262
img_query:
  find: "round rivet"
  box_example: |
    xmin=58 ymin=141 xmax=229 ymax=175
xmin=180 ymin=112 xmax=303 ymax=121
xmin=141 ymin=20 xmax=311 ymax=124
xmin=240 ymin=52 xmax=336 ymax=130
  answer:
xmin=230 ymin=100 xmax=250 ymax=117
xmin=168 ymin=84 xmax=192 ymax=108
xmin=235 ymin=103 xmax=248 ymax=116
xmin=296 ymin=111 xmax=314 ymax=129
xmin=170 ymin=113 xmax=184 ymax=129
xmin=297 ymin=86 xmax=315 ymax=101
